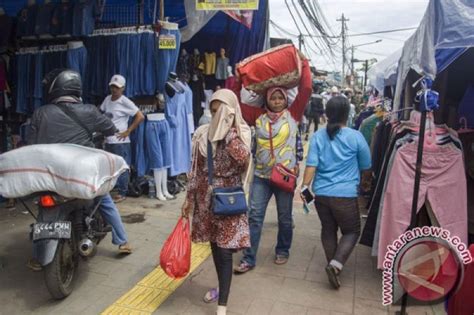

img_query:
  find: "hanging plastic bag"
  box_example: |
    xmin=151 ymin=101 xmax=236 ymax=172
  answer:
xmin=159 ymin=217 xmax=191 ymax=279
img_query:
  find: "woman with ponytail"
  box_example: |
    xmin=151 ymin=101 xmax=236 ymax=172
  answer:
xmin=300 ymin=96 xmax=371 ymax=289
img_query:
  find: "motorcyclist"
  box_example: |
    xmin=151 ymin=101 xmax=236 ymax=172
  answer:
xmin=27 ymin=69 xmax=133 ymax=269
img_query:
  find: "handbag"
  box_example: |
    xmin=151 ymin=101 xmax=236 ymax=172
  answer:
xmin=207 ymin=141 xmax=248 ymax=216
xmin=268 ymin=122 xmax=297 ymax=193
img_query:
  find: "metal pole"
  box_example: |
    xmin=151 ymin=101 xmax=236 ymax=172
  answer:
xmin=363 ymin=60 xmax=368 ymax=91
xmin=160 ymin=0 xmax=164 ymax=21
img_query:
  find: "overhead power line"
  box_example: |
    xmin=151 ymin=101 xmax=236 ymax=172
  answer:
xmin=348 ymin=27 xmax=418 ymax=37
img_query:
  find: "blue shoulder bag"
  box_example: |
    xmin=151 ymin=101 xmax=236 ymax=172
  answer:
xmin=207 ymin=141 xmax=248 ymax=216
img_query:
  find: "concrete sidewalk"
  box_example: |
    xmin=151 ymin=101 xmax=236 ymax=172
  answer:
xmin=154 ymin=197 xmax=445 ymax=315
xmin=0 ymin=194 xmax=445 ymax=315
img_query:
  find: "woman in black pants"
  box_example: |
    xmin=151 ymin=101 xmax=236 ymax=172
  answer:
xmin=300 ymin=96 xmax=372 ymax=289
xmin=182 ymin=89 xmax=251 ymax=315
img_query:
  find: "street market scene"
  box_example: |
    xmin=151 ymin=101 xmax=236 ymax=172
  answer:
xmin=0 ymin=0 xmax=473 ymax=314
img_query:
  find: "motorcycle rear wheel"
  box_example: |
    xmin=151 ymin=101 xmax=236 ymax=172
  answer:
xmin=44 ymin=238 xmax=77 ymax=299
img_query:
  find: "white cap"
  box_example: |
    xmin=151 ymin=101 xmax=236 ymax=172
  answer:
xmin=331 ymin=86 xmax=339 ymax=94
xmin=109 ymin=74 xmax=126 ymax=88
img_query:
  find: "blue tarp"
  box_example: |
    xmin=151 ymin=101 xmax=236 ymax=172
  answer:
xmin=393 ymin=0 xmax=474 ymax=109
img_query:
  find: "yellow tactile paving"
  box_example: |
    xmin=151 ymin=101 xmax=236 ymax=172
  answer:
xmin=102 ymin=242 xmax=211 ymax=315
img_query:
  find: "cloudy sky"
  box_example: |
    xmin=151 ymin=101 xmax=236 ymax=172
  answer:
xmin=269 ymin=0 xmax=429 ymax=73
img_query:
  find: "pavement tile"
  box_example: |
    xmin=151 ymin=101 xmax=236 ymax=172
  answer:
xmin=270 ymin=301 xmax=307 ymax=315
xmin=245 ymin=298 xmax=275 ymax=315
xmin=278 ymin=277 xmax=354 ymax=313
xmin=354 ymin=297 xmax=389 ymax=315
xmin=355 ymin=274 xmax=384 ymax=302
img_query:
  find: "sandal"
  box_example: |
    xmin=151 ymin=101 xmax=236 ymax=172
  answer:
xmin=26 ymin=258 xmax=42 ymax=271
xmin=113 ymin=195 xmax=127 ymax=203
xmin=274 ymin=255 xmax=288 ymax=265
xmin=325 ymin=265 xmax=341 ymax=289
xmin=203 ymin=288 xmax=219 ymax=303
xmin=118 ymin=243 xmax=132 ymax=254
xmin=233 ymin=261 xmax=254 ymax=274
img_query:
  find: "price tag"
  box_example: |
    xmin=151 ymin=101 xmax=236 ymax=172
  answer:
xmin=159 ymin=35 xmax=176 ymax=50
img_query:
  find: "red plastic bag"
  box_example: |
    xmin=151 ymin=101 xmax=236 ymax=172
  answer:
xmin=159 ymin=217 xmax=191 ymax=279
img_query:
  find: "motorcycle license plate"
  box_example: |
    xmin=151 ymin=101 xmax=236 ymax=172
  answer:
xmin=32 ymin=221 xmax=72 ymax=241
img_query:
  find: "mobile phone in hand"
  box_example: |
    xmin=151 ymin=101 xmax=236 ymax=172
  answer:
xmin=301 ymin=187 xmax=314 ymax=205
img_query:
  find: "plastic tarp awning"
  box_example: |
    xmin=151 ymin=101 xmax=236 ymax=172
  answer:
xmin=367 ymin=48 xmax=402 ymax=94
xmin=393 ymin=0 xmax=474 ymax=110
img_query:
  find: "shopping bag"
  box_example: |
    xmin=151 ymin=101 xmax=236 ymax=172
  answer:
xmin=159 ymin=217 xmax=191 ymax=279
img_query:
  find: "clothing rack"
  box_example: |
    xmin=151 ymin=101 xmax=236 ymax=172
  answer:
xmin=139 ymin=104 xmax=158 ymax=114
xmin=91 ymin=25 xmax=154 ymax=36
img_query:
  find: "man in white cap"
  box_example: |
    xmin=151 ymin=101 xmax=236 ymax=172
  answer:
xmin=101 ymin=74 xmax=145 ymax=203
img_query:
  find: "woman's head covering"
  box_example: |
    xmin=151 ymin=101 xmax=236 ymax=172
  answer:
xmin=266 ymin=87 xmax=288 ymax=105
xmin=190 ymin=89 xmax=253 ymax=193
xmin=266 ymin=87 xmax=289 ymax=122
xmin=193 ymin=89 xmax=251 ymax=158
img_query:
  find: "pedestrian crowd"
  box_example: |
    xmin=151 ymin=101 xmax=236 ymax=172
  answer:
xmin=182 ymin=51 xmax=372 ymax=315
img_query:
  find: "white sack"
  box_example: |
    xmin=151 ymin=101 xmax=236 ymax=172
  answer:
xmin=0 ymin=144 xmax=129 ymax=199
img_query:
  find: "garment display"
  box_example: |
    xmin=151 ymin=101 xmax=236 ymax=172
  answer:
xmin=190 ymin=77 xmax=205 ymax=127
xmin=178 ymin=81 xmax=195 ymax=134
xmin=17 ymin=3 xmax=39 ymax=37
xmin=156 ymin=23 xmax=182 ymax=93
xmin=35 ymin=1 xmax=56 ymax=36
xmin=355 ymin=112 xmax=469 ymax=269
xmin=215 ymin=57 xmax=230 ymax=80
xmin=51 ymin=1 xmax=74 ymax=36
xmin=0 ymin=13 xmax=13 ymax=46
xmin=177 ymin=50 xmax=191 ymax=80
xmin=66 ymin=41 xmax=87 ymax=81
xmin=359 ymin=113 xmax=383 ymax=146
xmin=459 ymin=131 xmax=474 ymax=236
xmin=16 ymin=44 xmax=85 ymax=115
xmin=145 ymin=119 xmax=172 ymax=170
xmin=85 ymin=26 xmax=161 ymax=98
xmin=71 ymin=0 xmax=99 ymax=37
xmin=165 ymin=81 xmax=192 ymax=176
xmin=204 ymin=52 xmax=216 ymax=75
xmin=377 ymin=140 xmax=467 ymax=268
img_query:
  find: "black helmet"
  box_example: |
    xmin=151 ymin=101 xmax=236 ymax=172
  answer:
xmin=43 ymin=69 xmax=82 ymax=103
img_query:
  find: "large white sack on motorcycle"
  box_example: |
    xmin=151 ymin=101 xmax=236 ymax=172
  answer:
xmin=0 ymin=144 xmax=129 ymax=199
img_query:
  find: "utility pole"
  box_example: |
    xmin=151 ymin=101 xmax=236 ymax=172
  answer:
xmin=363 ymin=60 xmax=369 ymax=92
xmin=337 ymin=13 xmax=349 ymax=87
xmin=351 ymin=46 xmax=355 ymax=85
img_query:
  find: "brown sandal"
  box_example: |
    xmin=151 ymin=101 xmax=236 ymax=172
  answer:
xmin=118 ymin=243 xmax=132 ymax=254
xmin=274 ymin=255 xmax=288 ymax=265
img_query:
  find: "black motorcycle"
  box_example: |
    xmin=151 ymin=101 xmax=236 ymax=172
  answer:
xmin=20 ymin=192 xmax=109 ymax=299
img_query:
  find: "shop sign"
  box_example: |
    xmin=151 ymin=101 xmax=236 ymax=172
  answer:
xmin=196 ymin=0 xmax=259 ymax=11
xmin=159 ymin=35 xmax=176 ymax=49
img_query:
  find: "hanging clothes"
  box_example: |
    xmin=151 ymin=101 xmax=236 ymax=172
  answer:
xmin=204 ymin=52 xmax=216 ymax=75
xmin=177 ymin=52 xmax=191 ymax=80
xmin=165 ymin=84 xmax=192 ymax=176
xmin=190 ymin=77 xmax=205 ymax=127
xmin=215 ymin=57 xmax=230 ymax=80
xmin=178 ymin=81 xmax=195 ymax=134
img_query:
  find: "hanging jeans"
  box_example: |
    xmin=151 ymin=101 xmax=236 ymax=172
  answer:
xmin=156 ymin=28 xmax=181 ymax=93
xmin=105 ymin=143 xmax=132 ymax=196
xmin=130 ymin=120 xmax=147 ymax=177
xmin=67 ymin=45 xmax=87 ymax=81
xmin=241 ymin=176 xmax=294 ymax=266
xmin=377 ymin=142 xmax=468 ymax=268
xmin=97 ymin=193 xmax=128 ymax=245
